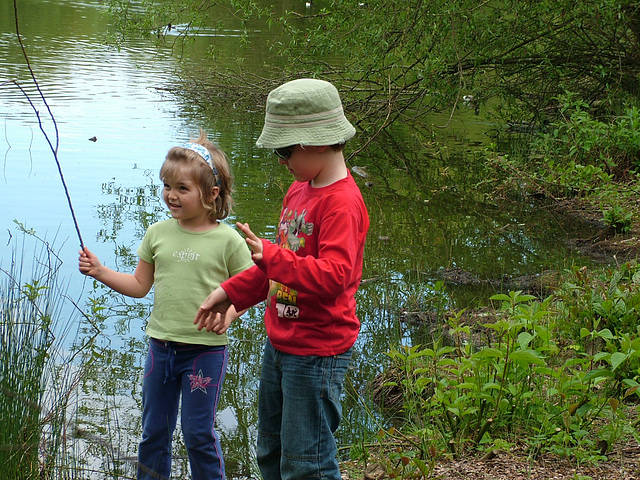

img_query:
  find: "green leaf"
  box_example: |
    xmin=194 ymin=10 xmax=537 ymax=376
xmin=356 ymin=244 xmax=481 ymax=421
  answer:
xmin=457 ymin=382 xmax=478 ymax=390
xmin=490 ymin=294 xmax=511 ymax=302
xmin=610 ymin=352 xmax=628 ymax=371
xmin=593 ymin=352 xmax=610 ymax=363
xmin=482 ymin=382 xmax=501 ymax=391
xmin=510 ymin=349 xmax=545 ymax=366
xmin=517 ymin=332 xmax=535 ymax=349
xmin=597 ymin=328 xmax=614 ymax=340
xmin=412 ymin=458 xmax=429 ymax=476
xmin=582 ymin=368 xmax=615 ymax=382
xmin=472 ymin=348 xmax=504 ymax=359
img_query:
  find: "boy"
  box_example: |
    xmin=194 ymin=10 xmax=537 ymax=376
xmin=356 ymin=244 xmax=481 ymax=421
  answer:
xmin=195 ymin=78 xmax=369 ymax=480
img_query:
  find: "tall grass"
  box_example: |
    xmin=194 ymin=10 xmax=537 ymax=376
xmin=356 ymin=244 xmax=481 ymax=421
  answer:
xmin=1 ymin=231 xmax=96 ymax=479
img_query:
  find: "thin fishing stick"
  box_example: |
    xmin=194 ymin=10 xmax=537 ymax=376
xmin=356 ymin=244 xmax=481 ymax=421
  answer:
xmin=10 ymin=0 xmax=85 ymax=249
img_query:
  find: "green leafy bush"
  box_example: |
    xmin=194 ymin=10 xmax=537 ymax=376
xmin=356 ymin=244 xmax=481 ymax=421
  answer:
xmin=372 ymin=274 xmax=640 ymax=473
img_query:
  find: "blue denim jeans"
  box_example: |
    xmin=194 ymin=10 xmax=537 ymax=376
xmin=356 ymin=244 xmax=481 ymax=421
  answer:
xmin=256 ymin=339 xmax=353 ymax=480
xmin=137 ymin=339 xmax=228 ymax=480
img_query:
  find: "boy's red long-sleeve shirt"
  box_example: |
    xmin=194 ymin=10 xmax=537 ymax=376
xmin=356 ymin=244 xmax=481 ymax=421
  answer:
xmin=221 ymin=171 xmax=369 ymax=356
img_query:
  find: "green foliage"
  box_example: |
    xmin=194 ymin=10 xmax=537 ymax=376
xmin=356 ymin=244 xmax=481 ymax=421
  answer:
xmin=371 ymin=272 xmax=640 ymax=474
xmin=488 ymin=92 xmax=640 ymax=231
xmin=1 ymin=230 xmax=99 ymax=479
xmin=1 ymin=242 xmax=68 ymax=477
xmin=0 ymin=279 xmax=51 ymax=478
xmin=280 ymin=0 xmax=640 ymax=117
xmin=104 ymin=0 xmax=640 ymax=135
xmin=532 ymin=94 xmax=640 ymax=177
xmin=554 ymin=263 xmax=640 ymax=385
xmin=104 ymin=0 xmax=222 ymax=44
xmin=602 ymin=205 xmax=633 ymax=233
xmin=555 ymin=264 xmax=640 ymax=337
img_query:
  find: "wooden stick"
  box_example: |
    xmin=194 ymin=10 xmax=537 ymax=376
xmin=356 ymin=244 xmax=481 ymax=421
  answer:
xmin=11 ymin=0 xmax=85 ymax=249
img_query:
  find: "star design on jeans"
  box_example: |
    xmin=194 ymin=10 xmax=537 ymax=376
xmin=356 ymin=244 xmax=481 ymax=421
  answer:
xmin=188 ymin=370 xmax=212 ymax=394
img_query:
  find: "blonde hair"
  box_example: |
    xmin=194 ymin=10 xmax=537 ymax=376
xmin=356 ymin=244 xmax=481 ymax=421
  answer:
xmin=160 ymin=129 xmax=233 ymax=220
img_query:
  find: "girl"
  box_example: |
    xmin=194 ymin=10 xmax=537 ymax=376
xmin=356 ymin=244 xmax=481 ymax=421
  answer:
xmin=79 ymin=130 xmax=253 ymax=480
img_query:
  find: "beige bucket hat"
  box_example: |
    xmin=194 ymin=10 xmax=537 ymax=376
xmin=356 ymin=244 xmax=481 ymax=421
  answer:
xmin=256 ymin=78 xmax=356 ymax=149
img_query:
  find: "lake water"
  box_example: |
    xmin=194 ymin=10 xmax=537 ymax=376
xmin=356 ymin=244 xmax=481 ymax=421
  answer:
xmin=0 ymin=0 xmax=604 ymax=478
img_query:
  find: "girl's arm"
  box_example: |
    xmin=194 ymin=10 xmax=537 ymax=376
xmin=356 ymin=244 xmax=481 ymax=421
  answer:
xmin=79 ymin=248 xmax=154 ymax=298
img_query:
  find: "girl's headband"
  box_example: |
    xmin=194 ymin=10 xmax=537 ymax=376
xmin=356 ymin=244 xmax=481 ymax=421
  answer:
xmin=182 ymin=143 xmax=221 ymax=186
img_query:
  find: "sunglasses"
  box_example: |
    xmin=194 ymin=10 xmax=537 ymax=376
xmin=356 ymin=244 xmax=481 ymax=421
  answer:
xmin=273 ymin=146 xmax=295 ymax=160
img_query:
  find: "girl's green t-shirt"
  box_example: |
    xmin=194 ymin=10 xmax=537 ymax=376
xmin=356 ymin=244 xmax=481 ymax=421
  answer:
xmin=137 ymin=219 xmax=253 ymax=345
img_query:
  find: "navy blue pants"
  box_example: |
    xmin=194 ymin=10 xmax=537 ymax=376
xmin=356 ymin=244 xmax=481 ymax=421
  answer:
xmin=137 ymin=338 xmax=228 ymax=480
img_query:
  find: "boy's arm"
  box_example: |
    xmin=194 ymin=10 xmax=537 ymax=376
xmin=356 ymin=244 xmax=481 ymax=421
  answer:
xmin=219 ymin=263 xmax=270 ymax=311
xmin=79 ymin=248 xmax=154 ymax=298
xmin=257 ymin=210 xmax=366 ymax=296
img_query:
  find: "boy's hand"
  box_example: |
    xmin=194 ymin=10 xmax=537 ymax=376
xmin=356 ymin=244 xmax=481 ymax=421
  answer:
xmin=194 ymin=287 xmax=234 ymax=334
xmin=236 ymin=222 xmax=263 ymax=262
xmin=78 ymin=248 xmax=102 ymax=278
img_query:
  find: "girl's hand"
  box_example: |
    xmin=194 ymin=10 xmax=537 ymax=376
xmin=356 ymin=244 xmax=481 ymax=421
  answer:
xmin=194 ymin=287 xmax=233 ymax=333
xmin=236 ymin=222 xmax=263 ymax=262
xmin=201 ymin=304 xmax=239 ymax=335
xmin=78 ymin=251 xmax=153 ymax=298
xmin=78 ymin=248 xmax=103 ymax=278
